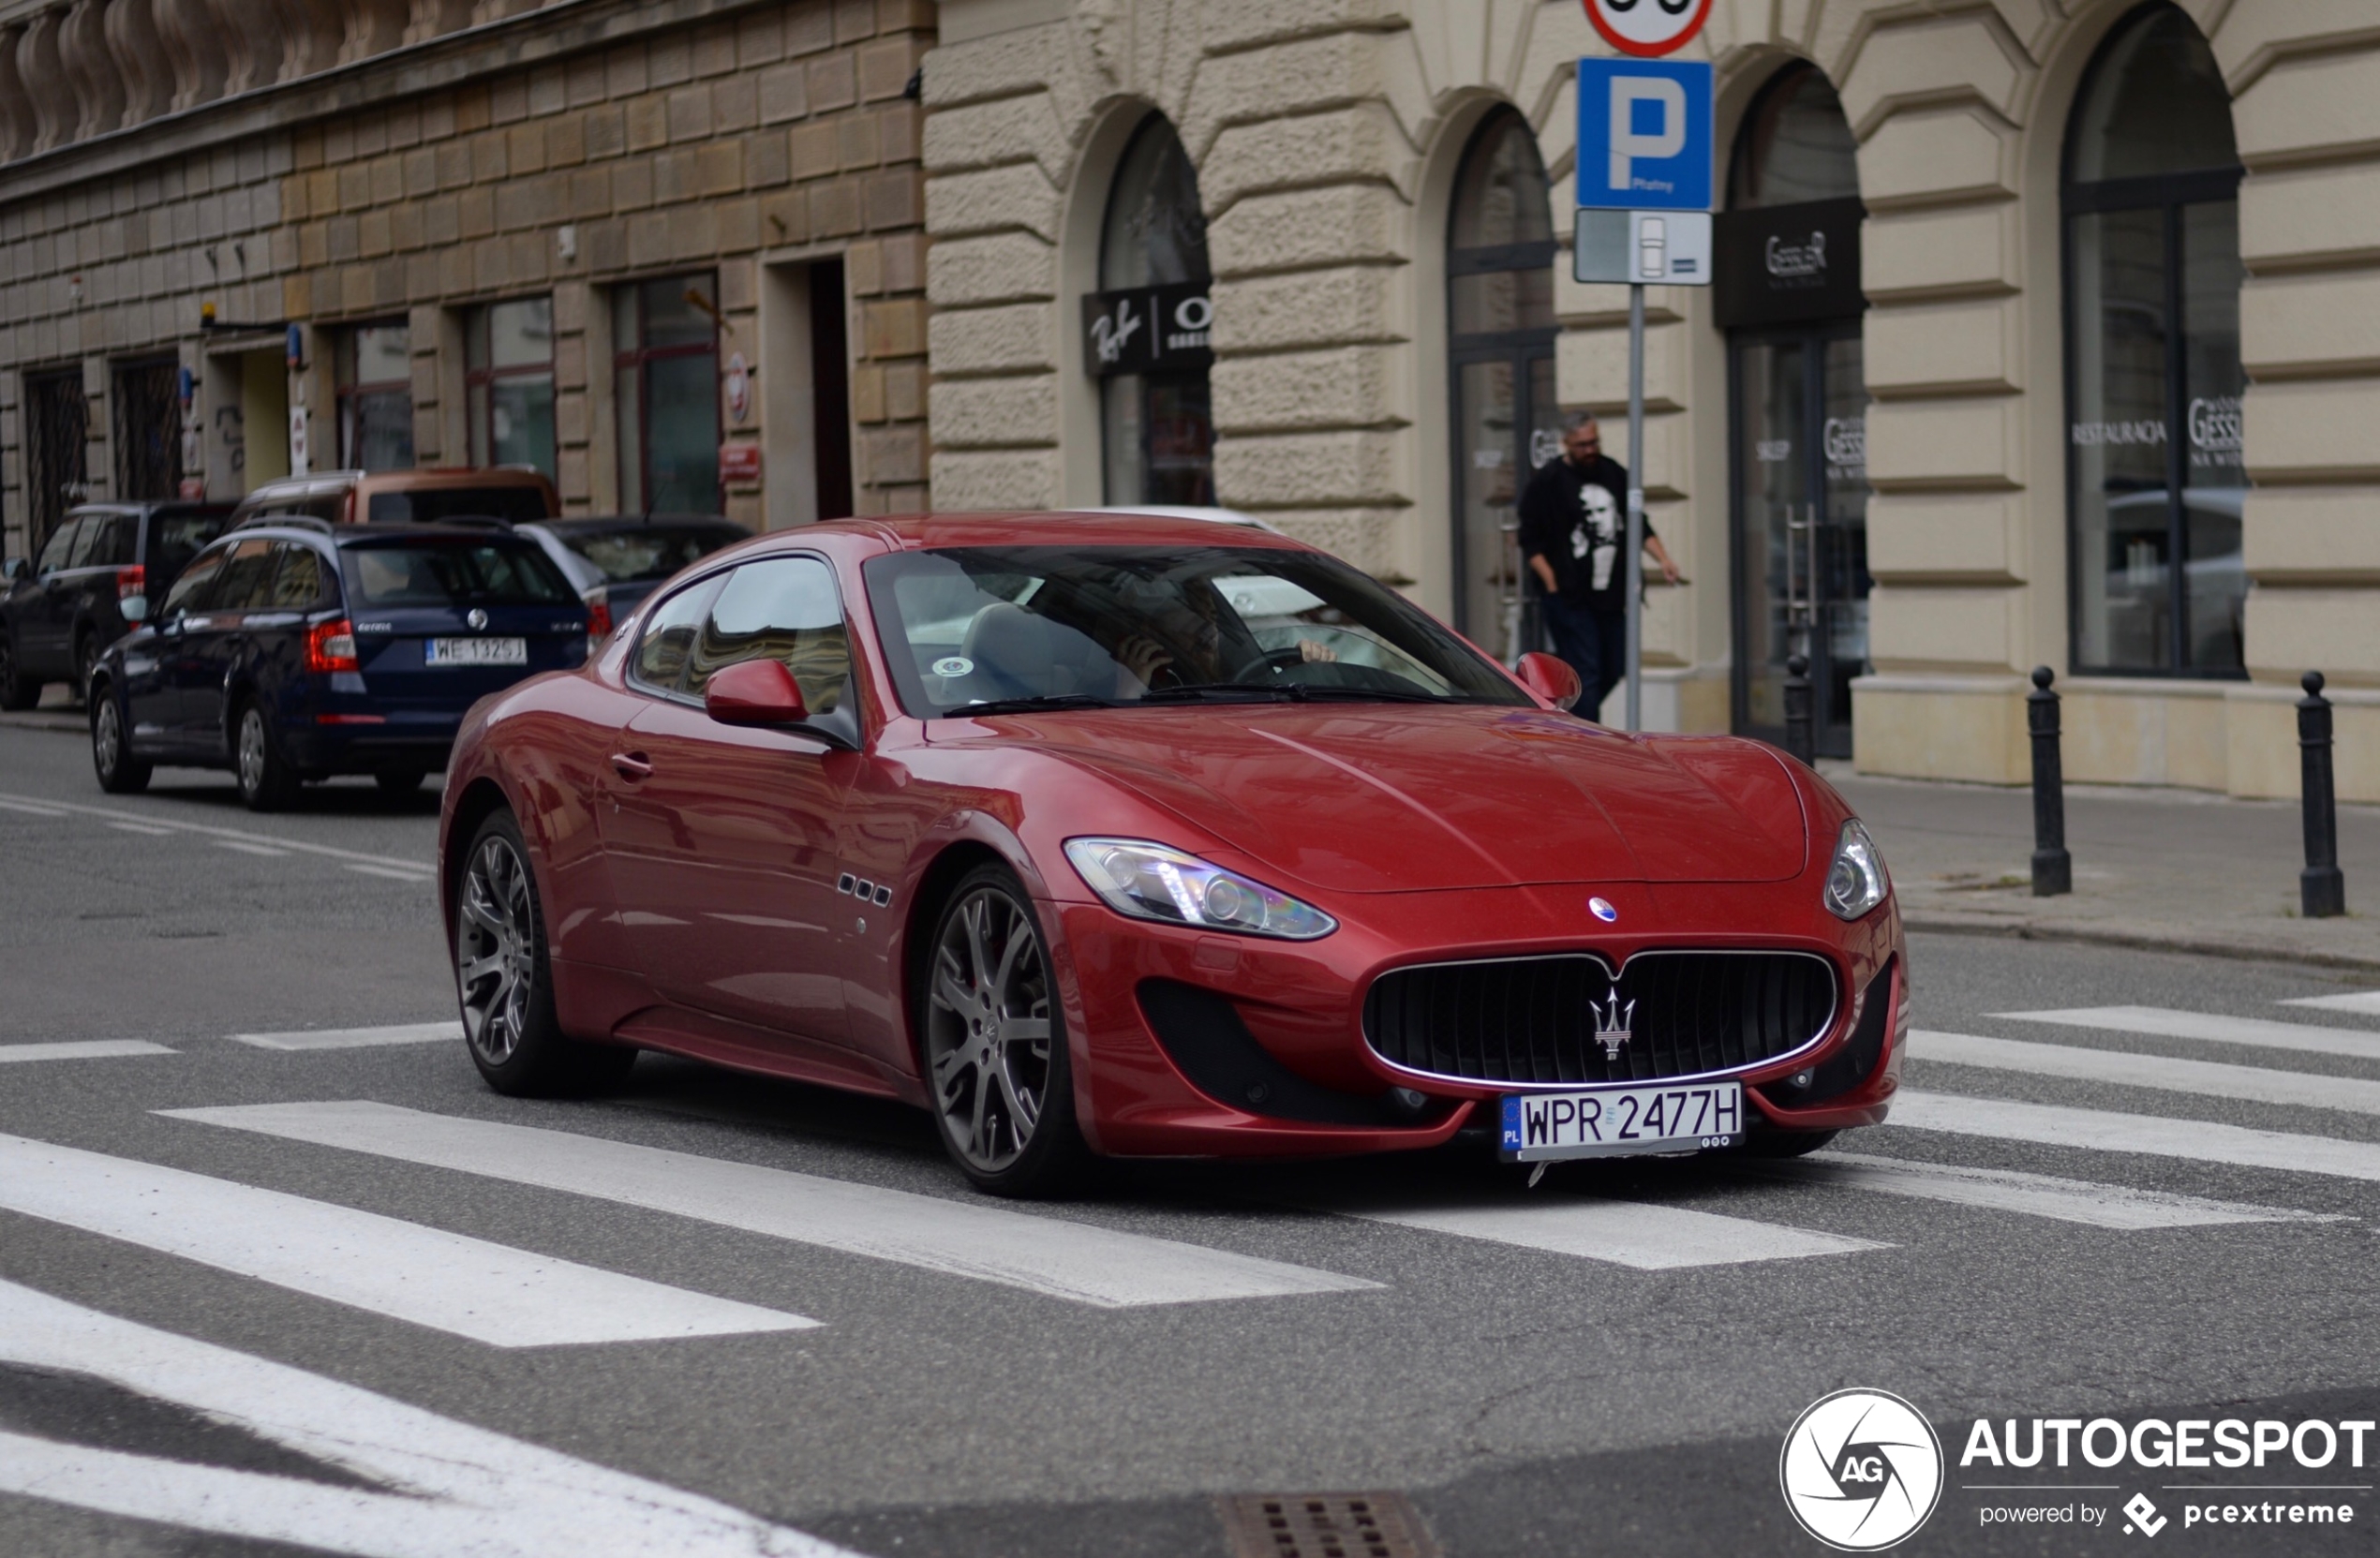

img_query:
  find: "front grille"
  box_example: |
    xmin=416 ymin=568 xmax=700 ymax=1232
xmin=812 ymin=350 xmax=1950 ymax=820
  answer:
xmin=1361 ymin=951 xmax=1837 ymax=1087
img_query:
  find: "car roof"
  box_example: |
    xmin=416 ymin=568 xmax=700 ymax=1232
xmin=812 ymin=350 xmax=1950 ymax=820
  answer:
xmin=790 ymin=512 xmax=1311 ymax=555
xmin=217 ymin=520 xmax=549 ymax=547
xmin=529 ymin=514 xmax=747 ymax=532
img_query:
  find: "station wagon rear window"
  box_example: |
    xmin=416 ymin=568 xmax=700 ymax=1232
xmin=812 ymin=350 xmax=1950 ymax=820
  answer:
xmin=344 ymin=542 xmax=576 ymax=608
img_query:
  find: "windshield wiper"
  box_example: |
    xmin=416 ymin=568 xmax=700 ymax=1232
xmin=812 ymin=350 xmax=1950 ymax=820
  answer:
xmin=1274 ymin=685 xmax=1461 ymax=704
xmin=1135 ymin=682 xmax=1300 ymax=705
xmin=946 ymin=693 xmax=1118 ymax=717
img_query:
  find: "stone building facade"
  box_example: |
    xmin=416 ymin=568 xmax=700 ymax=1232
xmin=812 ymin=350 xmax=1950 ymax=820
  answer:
xmin=918 ymin=0 xmax=2380 ymax=801
xmin=0 ymin=0 xmax=933 ymax=556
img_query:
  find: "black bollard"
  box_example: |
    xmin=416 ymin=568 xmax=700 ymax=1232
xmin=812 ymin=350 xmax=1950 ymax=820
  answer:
xmin=1784 ymin=654 xmax=1814 ymax=765
xmin=2299 ymin=670 xmax=2346 ymax=919
xmin=2028 ymin=666 xmax=2071 ymax=897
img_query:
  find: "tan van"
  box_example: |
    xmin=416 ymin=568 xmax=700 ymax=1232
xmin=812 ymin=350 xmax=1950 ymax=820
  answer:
xmin=229 ymin=467 xmax=558 ymax=528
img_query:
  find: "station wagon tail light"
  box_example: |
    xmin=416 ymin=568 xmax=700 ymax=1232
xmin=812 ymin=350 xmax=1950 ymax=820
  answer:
xmin=584 ymin=587 xmax=613 ymax=643
xmin=114 ymin=565 xmax=144 ymax=601
xmin=305 ymin=617 xmax=360 ymax=675
xmin=1822 ymin=819 xmax=1889 ymax=921
xmin=1064 ymin=838 xmax=1336 ymax=941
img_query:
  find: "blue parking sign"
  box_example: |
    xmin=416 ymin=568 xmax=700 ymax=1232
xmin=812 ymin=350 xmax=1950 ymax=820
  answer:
xmin=1576 ymin=58 xmax=1713 ymax=212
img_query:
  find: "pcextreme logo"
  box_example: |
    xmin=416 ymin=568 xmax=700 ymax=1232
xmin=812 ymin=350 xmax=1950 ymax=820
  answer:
xmin=1781 ymin=1388 xmax=1946 ymax=1551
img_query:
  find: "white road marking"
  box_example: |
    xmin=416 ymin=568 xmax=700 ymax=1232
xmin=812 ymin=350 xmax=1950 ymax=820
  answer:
xmin=0 ymin=797 xmax=68 ymax=817
xmin=0 ymin=1279 xmax=856 ymax=1556
xmin=1992 ymin=1005 xmax=2380 ymax=1061
xmin=0 ymin=789 xmax=431 ymax=872
xmin=1335 ymin=1197 xmax=1883 ymax=1270
xmin=1756 ymin=1150 xmax=2343 ymax=1230
xmin=106 ymin=820 xmax=173 ymax=836
xmin=1890 ymin=1090 xmax=2380 ymax=1181
xmin=2283 ymin=990 xmax=2380 ymax=1016
xmin=345 ymin=862 xmax=435 ymax=883
xmin=1914 ymin=1029 xmax=2380 ymax=1117
xmin=213 ymin=838 xmax=290 ymax=857
xmin=231 ymin=1021 xmax=462 ymax=1050
xmin=0 ymin=1134 xmax=816 ymax=1346
xmin=164 ymin=1101 xmax=1380 ymax=1308
xmin=0 ymin=1040 xmax=175 ymax=1063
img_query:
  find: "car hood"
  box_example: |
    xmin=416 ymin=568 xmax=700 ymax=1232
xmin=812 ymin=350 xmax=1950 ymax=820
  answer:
xmin=982 ymin=705 xmax=1808 ymax=892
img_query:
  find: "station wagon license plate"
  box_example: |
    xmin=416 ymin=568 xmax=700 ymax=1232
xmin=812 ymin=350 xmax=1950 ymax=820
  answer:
xmin=1499 ymin=1081 xmax=1741 ymax=1162
xmin=424 ymin=637 xmax=527 ymax=667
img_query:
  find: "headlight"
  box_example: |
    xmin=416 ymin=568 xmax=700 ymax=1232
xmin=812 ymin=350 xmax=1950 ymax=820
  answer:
xmin=1823 ymin=819 xmax=1889 ymax=921
xmin=1063 ymin=838 xmax=1337 ymax=941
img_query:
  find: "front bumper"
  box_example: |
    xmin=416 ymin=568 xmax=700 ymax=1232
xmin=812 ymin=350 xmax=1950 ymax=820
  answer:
xmin=1049 ymin=879 xmax=1904 ymax=1159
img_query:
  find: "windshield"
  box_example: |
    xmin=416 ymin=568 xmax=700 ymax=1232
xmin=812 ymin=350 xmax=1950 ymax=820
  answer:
xmin=863 ymin=545 xmax=1532 ymax=717
xmin=558 ymin=522 xmax=750 ymax=583
xmin=366 ymin=487 xmax=552 ymax=525
xmin=343 ymin=542 xmax=578 ymax=608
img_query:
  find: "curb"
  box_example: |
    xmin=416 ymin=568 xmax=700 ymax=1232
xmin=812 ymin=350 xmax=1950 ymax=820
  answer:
xmin=1903 ymin=912 xmax=2380 ymax=975
xmin=0 ymin=711 xmax=86 ymax=734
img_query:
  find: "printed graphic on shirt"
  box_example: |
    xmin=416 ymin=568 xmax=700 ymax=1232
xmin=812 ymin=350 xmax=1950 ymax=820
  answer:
xmin=1571 ymin=482 xmax=1622 ymax=592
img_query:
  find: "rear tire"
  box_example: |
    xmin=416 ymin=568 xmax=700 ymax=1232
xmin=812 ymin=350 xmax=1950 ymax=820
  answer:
xmin=454 ymin=809 xmax=636 ymax=1097
xmin=90 ymin=690 xmax=151 ymax=794
xmin=0 ymin=636 xmax=37 ymax=711
xmin=233 ymin=701 xmax=301 ymax=812
xmin=917 ymin=864 xmax=1087 ymax=1197
xmin=71 ymin=631 xmax=97 ymax=708
xmin=1742 ymin=1128 xmax=1840 ymax=1159
xmin=376 ymin=767 xmax=427 ymax=796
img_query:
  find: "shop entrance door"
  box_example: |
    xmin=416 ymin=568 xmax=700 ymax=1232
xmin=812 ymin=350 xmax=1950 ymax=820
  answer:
xmin=1730 ymin=328 xmax=1870 ymax=758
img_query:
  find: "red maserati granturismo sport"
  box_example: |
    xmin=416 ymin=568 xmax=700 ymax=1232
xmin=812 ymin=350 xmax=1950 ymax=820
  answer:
xmin=438 ymin=512 xmax=1903 ymax=1194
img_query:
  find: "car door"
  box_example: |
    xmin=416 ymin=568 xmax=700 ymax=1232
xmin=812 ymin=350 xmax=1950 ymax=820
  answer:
xmin=20 ymin=515 xmax=88 ymax=674
xmin=173 ymin=537 xmax=277 ymax=749
xmin=605 ymin=556 xmax=857 ymax=1046
xmin=133 ymin=543 xmax=228 ymax=747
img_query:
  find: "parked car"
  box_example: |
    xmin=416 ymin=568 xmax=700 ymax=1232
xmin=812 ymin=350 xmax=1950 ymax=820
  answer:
xmin=230 ymin=467 xmax=558 ymax=528
xmin=512 ymin=514 xmax=752 ymax=644
xmin=437 ymin=512 xmax=1903 ymax=1197
xmin=88 ymin=518 xmax=588 ymax=809
xmin=0 ymin=500 xmax=235 ymax=709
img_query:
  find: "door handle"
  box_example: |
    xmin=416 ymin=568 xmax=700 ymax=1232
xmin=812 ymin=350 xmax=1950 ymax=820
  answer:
xmin=610 ymin=751 xmax=653 ymax=781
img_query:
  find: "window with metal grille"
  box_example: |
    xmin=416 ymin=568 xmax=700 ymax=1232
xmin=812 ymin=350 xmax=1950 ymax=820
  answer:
xmin=112 ymin=357 xmax=183 ymax=502
xmin=23 ymin=368 xmax=89 ymax=560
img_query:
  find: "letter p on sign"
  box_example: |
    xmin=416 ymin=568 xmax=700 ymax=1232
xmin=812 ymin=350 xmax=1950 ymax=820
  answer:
xmin=1610 ymin=77 xmax=1686 ymax=189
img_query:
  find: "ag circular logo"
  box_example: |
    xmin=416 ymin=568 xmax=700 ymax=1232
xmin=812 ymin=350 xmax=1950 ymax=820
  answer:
xmin=1779 ymin=1388 xmax=1943 ymax=1551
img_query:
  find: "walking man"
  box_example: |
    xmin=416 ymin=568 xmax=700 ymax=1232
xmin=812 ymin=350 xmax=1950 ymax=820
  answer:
xmin=1518 ymin=411 xmax=1679 ymax=720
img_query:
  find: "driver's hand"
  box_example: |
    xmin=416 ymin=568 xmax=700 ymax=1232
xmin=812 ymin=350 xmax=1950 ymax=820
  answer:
xmin=1296 ymin=638 xmax=1337 ymax=663
xmin=1116 ymin=634 xmax=1174 ymax=688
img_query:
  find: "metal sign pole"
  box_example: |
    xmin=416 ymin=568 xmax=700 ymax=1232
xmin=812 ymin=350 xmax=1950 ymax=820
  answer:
xmin=1624 ymin=280 xmax=1645 ymax=733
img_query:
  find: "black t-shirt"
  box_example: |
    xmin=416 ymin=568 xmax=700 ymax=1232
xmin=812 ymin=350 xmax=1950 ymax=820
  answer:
xmin=1518 ymin=453 xmax=1653 ymax=615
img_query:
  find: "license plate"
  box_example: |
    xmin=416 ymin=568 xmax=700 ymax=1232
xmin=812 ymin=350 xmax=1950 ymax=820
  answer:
xmin=424 ymin=637 xmax=527 ymax=667
xmin=1499 ymin=1082 xmax=1742 ymax=1162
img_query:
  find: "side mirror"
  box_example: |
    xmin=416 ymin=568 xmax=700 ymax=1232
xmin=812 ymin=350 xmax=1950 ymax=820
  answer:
xmin=705 ymin=657 xmax=809 ymax=728
xmin=4 ymin=557 xmax=24 ymax=584
xmin=120 ymin=595 xmax=149 ymax=623
xmin=1516 ymin=651 xmax=1584 ymax=713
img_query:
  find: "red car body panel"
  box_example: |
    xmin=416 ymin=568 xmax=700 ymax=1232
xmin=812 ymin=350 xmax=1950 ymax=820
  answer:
xmin=439 ymin=513 xmax=1905 ymax=1162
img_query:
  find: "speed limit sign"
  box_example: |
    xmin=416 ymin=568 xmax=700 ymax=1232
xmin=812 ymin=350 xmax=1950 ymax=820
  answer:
xmin=1585 ymin=0 xmax=1714 ymax=58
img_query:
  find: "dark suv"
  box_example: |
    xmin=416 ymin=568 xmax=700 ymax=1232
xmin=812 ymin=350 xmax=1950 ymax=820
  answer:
xmin=1 ymin=501 xmax=235 ymax=708
xmin=87 ymin=519 xmax=588 ymax=809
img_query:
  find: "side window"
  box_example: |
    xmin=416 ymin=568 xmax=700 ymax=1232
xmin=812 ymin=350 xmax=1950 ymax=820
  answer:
xmin=631 ymin=576 xmax=724 ymax=694
xmin=102 ymin=514 xmax=141 ymax=566
xmin=210 ymin=540 xmax=280 ymax=613
xmin=37 ymin=518 xmax=85 ymax=575
xmin=684 ymin=556 xmax=851 ymax=713
xmin=267 ymin=545 xmax=333 ymax=609
xmin=160 ymin=549 xmax=227 ymax=618
xmin=67 ymin=515 xmax=110 ymax=569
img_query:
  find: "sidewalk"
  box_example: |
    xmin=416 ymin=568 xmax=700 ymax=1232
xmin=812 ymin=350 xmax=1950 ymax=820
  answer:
xmin=1829 ymin=765 xmax=2380 ymax=972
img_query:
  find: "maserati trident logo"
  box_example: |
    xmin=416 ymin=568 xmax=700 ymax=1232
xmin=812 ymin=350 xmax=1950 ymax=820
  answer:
xmin=1591 ymin=995 xmax=1636 ymax=1062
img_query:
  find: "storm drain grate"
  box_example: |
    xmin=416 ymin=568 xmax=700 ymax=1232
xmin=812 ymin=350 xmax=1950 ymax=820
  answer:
xmin=1218 ymin=1491 xmax=1440 ymax=1558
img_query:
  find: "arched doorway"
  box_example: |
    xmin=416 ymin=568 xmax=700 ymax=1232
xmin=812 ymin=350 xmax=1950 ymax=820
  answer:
xmin=2064 ymin=5 xmax=2244 ymax=675
xmin=1718 ymin=63 xmax=1868 ymax=757
xmin=1446 ymin=110 xmax=1558 ymax=656
xmin=1087 ymin=114 xmax=1214 ymax=506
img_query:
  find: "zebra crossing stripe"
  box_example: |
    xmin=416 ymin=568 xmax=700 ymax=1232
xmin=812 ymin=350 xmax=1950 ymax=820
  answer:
xmin=0 ymin=1134 xmax=817 ymax=1346
xmin=0 ymin=1278 xmax=856 ymax=1557
xmin=2283 ymin=991 xmax=2380 ymax=1017
xmin=0 ymin=1040 xmax=174 ymax=1063
xmin=161 ymin=1101 xmax=1379 ymax=1308
xmin=1888 ymin=1090 xmax=2380 ymax=1182
xmin=1754 ymin=1151 xmax=2343 ymax=1230
xmin=1990 ymin=1006 xmax=2380 ymax=1061
xmin=1332 ymin=1196 xmax=1883 ymax=1269
xmin=1913 ymin=1029 xmax=2380 ymax=1117
xmin=229 ymin=1021 xmax=461 ymax=1050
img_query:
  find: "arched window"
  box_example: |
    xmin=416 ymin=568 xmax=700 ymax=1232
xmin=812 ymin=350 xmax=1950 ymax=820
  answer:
xmin=1094 ymin=115 xmax=1213 ymax=506
xmin=1447 ymin=110 xmax=1557 ymax=653
xmin=1718 ymin=63 xmax=1868 ymax=758
xmin=2064 ymin=5 xmax=2244 ymax=675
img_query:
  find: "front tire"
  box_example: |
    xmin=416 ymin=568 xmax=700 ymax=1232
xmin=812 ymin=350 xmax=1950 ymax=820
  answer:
xmin=454 ymin=809 xmax=635 ymax=1096
xmin=919 ymin=864 xmax=1086 ymax=1196
xmin=233 ymin=702 xmax=301 ymax=811
xmin=0 ymin=636 xmax=37 ymax=711
xmin=90 ymin=690 xmax=151 ymax=794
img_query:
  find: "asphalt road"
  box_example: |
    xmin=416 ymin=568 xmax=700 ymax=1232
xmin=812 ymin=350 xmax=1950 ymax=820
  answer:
xmin=2 ymin=726 xmax=2376 ymax=1557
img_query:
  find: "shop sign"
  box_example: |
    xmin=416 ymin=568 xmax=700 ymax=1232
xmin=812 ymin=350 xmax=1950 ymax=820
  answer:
xmin=1714 ymin=197 xmax=1865 ymax=328
xmin=1081 ymin=281 xmax=1212 ymax=377
xmin=720 ymin=442 xmax=763 ymax=484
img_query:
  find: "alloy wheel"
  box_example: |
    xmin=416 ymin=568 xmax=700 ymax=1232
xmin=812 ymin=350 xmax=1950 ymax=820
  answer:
xmin=236 ymin=709 xmax=269 ymax=797
xmin=94 ymin=699 xmax=122 ymax=777
xmin=926 ymin=886 xmax=1055 ymax=1174
xmin=456 ymin=834 xmax=539 ymax=1066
